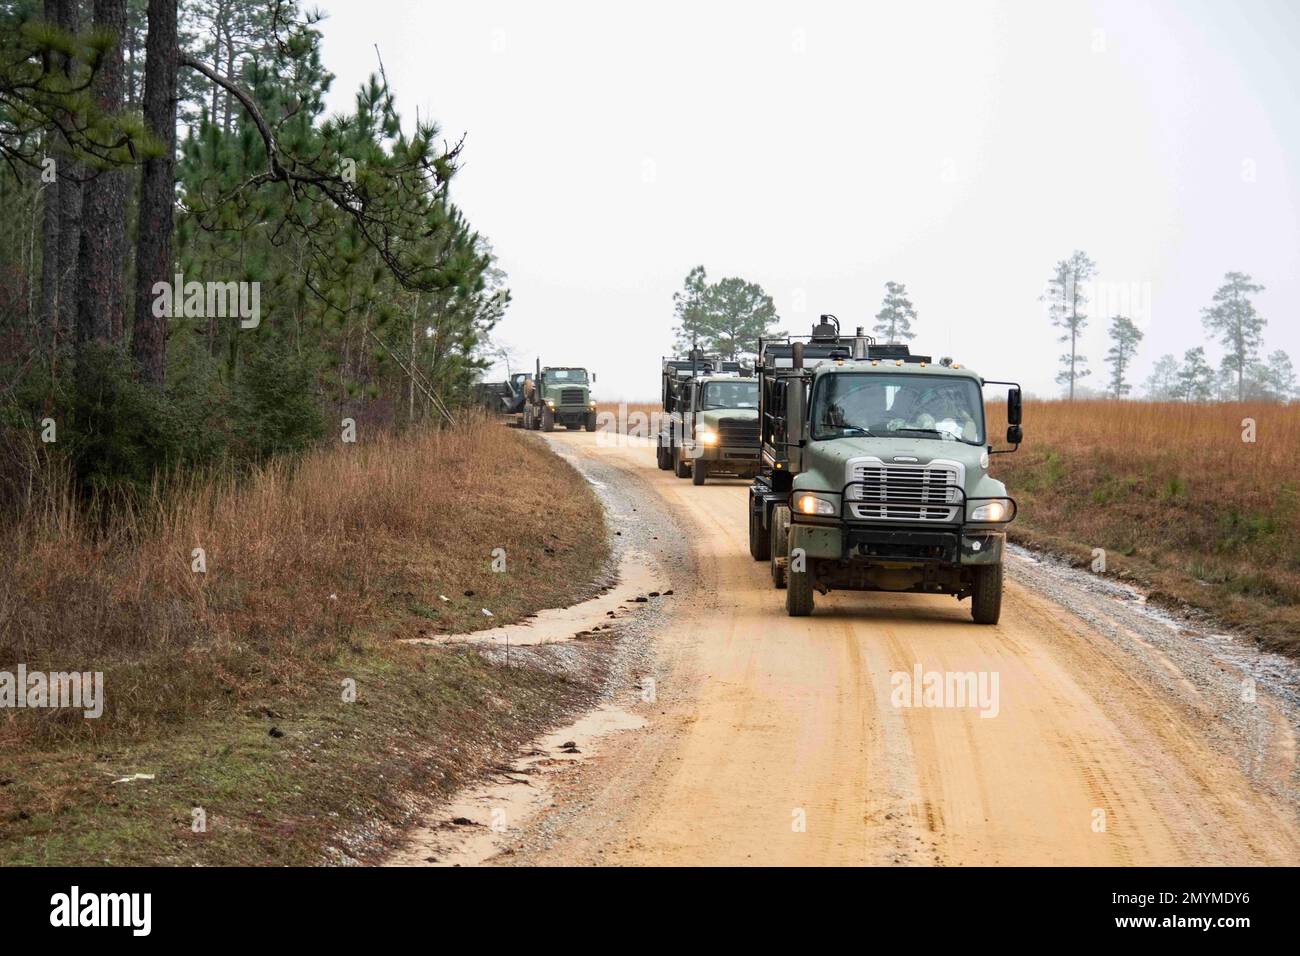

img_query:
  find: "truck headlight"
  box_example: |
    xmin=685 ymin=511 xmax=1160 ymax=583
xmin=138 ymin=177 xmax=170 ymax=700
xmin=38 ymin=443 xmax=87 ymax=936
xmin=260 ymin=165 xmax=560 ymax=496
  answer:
xmin=793 ymin=492 xmax=836 ymax=516
xmin=698 ymin=429 xmax=718 ymax=445
xmin=546 ymin=399 xmax=555 ymax=408
xmin=968 ymin=499 xmax=1012 ymax=522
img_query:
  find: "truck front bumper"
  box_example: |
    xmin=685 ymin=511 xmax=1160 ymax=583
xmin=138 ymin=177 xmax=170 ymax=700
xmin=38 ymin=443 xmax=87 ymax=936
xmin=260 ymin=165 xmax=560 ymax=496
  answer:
xmin=791 ymin=521 xmax=1004 ymax=566
xmin=553 ymin=405 xmax=593 ymax=423
xmin=685 ymin=442 xmax=760 ymax=463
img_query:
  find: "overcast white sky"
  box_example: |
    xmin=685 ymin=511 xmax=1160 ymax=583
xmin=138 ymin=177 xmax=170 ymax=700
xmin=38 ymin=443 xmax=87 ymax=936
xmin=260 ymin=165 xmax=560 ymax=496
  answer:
xmin=318 ymin=0 xmax=1299 ymax=401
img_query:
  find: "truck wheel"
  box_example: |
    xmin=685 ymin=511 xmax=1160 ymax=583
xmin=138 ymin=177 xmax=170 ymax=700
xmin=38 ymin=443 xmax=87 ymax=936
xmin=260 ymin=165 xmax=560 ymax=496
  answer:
xmin=674 ymin=446 xmax=691 ymax=479
xmin=970 ymin=564 xmax=1003 ymax=625
xmin=748 ymin=498 xmax=770 ymax=561
xmin=585 ymin=411 xmax=597 ymax=432
xmin=657 ymin=441 xmax=672 ymax=470
xmin=692 ymin=460 xmax=707 ymax=485
xmin=786 ymin=556 xmax=815 ymax=616
xmin=542 ymin=407 xmax=555 ymax=432
xmin=770 ymin=505 xmax=789 ymax=589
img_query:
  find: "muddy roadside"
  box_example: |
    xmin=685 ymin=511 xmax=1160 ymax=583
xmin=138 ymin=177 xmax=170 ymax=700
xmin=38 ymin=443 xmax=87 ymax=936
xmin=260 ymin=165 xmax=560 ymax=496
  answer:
xmin=380 ymin=432 xmax=697 ymax=865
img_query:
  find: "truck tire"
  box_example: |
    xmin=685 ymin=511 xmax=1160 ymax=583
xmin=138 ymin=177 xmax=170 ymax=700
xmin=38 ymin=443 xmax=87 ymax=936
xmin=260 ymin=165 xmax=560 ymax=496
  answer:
xmin=748 ymin=497 xmax=770 ymax=561
xmin=542 ymin=407 xmax=555 ymax=432
xmin=770 ymin=505 xmax=789 ymax=589
xmin=970 ymin=563 xmax=1003 ymax=625
xmin=657 ymin=440 xmax=672 ymax=470
xmin=786 ymin=556 xmax=815 ymax=616
xmin=674 ymin=446 xmax=691 ymax=479
xmin=585 ymin=411 xmax=597 ymax=432
xmin=692 ymin=459 xmax=707 ymax=485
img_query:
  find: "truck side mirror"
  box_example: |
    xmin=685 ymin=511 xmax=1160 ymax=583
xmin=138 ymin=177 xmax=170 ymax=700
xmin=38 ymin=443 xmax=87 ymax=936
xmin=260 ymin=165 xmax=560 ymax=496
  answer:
xmin=1008 ymin=387 xmax=1022 ymax=425
xmin=1007 ymin=424 xmax=1023 ymax=445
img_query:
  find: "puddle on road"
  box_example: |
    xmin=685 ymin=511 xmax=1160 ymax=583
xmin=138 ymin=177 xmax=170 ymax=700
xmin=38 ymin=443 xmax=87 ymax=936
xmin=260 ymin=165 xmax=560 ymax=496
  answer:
xmin=400 ymin=549 xmax=667 ymax=649
xmin=385 ymin=704 xmax=647 ymax=867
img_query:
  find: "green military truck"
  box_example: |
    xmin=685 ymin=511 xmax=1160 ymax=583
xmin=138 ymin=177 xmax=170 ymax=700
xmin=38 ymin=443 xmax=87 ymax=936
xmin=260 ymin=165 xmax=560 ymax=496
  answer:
xmin=522 ymin=361 xmax=598 ymax=432
xmin=656 ymin=355 xmax=760 ymax=485
xmin=749 ymin=316 xmax=1022 ymax=623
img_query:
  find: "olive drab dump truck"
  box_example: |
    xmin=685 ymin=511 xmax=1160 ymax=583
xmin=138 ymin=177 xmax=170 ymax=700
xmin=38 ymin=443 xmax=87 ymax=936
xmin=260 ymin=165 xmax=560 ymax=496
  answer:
xmin=656 ymin=353 xmax=760 ymax=485
xmin=749 ymin=315 xmax=1024 ymax=623
xmin=521 ymin=361 xmax=598 ymax=432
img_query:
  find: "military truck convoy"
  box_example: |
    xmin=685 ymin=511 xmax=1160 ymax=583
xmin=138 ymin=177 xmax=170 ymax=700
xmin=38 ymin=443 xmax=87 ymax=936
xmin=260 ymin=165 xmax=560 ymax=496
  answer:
xmin=486 ymin=318 xmax=1022 ymax=626
xmin=746 ymin=316 xmax=1021 ymax=623
xmin=656 ymin=354 xmax=761 ymax=485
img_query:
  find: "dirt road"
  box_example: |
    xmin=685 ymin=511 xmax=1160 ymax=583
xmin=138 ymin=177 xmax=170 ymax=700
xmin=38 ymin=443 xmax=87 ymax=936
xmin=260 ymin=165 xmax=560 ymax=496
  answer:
xmin=403 ymin=429 xmax=1300 ymax=866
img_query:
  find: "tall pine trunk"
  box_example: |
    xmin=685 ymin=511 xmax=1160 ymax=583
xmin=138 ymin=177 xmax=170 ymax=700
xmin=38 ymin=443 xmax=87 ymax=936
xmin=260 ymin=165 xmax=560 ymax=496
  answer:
xmin=54 ymin=0 xmax=83 ymax=350
xmin=39 ymin=135 xmax=60 ymax=354
xmin=131 ymin=0 xmax=178 ymax=387
xmin=38 ymin=1 xmax=60 ymax=351
xmin=77 ymin=0 xmax=129 ymax=348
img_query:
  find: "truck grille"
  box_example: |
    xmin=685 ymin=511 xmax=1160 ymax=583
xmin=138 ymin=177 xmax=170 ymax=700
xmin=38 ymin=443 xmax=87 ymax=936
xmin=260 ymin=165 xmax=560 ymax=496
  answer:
xmin=846 ymin=461 xmax=962 ymax=522
xmin=716 ymin=418 xmax=759 ymax=445
xmin=560 ymin=388 xmax=586 ymax=405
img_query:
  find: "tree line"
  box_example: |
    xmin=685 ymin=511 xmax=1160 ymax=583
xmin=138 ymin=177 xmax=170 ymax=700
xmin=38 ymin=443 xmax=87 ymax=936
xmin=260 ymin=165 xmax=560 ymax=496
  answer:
xmin=1044 ymin=251 xmax=1293 ymax=402
xmin=670 ymin=257 xmax=1295 ymax=404
xmin=670 ymin=267 xmax=920 ymax=361
xmin=0 ymin=0 xmax=507 ymax=506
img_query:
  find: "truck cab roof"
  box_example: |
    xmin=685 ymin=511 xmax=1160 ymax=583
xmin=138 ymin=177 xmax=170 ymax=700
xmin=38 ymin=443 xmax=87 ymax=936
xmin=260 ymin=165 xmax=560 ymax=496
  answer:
xmin=809 ymin=359 xmax=983 ymax=383
xmin=695 ymin=374 xmax=758 ymax=385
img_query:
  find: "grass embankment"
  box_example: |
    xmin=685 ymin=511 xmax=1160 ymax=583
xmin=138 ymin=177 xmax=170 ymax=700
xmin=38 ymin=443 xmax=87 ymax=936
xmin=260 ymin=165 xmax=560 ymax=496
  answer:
xmin=994 ymin=400 xmax=1300 ymax=653
xmin=0 ymin=416 xmax=609 ymax=865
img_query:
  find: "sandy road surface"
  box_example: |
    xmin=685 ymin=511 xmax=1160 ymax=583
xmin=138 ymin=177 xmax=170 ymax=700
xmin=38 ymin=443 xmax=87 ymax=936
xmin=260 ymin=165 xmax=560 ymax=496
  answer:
xmin=409 ymin=429 xmax=1300 ymax=866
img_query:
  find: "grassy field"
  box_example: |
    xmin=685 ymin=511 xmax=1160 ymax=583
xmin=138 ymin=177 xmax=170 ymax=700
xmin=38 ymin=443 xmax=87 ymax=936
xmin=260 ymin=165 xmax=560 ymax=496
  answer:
xmin=994 ymin=400 xmax=1299 ymax=652
xmin=0 ymin=416 xmax=609 ymax=864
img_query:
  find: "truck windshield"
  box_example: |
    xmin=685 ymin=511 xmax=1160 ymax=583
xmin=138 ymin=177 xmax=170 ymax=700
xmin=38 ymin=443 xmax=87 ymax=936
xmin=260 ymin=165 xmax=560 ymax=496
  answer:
xmin=547 ymin=369 xmax=588 ymax=383
xmin=701 ymin=381 xmax=758 ymax=409
xmin=811 ymin=373 xmax=984 ymax=444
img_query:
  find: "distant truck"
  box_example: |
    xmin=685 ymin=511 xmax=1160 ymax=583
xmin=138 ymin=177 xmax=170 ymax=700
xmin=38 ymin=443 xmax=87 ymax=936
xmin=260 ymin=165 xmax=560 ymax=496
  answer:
xmin=749 ymin=315 xmax=1023 ymax=623
xmin=656 ymin=353 xmax=761 ymax=485
xmin=522 ymin=361 xmax=597 ymax=432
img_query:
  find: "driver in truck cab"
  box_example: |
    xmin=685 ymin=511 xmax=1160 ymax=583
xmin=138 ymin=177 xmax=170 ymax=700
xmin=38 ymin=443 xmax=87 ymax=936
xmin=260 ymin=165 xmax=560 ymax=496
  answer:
xmin=821 ymin=379 xmax=978 ymax=443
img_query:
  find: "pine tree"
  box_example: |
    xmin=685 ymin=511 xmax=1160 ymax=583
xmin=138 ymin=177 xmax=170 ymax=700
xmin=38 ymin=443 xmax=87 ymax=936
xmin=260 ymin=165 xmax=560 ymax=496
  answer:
xmin=1144 ymin=354 xmax=1180 ymax=400
xmin=1175 ymin=347 xmax=1215 ymax=402
xmin=873 ymin=281 xmax=917 ymax=343
xmin=1243 ymin=350 xmax=1297 ymax=402
xmin=1104 ymin=315 xmax=1143 ymax=397
xmin=131 ymin=0 xmax=178 ymax=388
xmin=671 ymin=265 xmax=710 ymax=354
xmin=1201 ymin=271 xmax=1266 ymax=402
xmin=1042 ymin=251 xmax=1096 ymax=399
xmin=704 ymin=277 xmax=779 ymax=360
xmin=76 ymin=0 xmax=130 ymax=348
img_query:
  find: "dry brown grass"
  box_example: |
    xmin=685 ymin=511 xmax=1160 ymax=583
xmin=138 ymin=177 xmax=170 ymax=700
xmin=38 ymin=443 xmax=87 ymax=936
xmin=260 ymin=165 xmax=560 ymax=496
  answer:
xmin=0 ymin=413 xmax=608 ymax=745
xmin=595 ymin=402 xmax=660 ymax=434
xmin=994 ymin=400 xmax=1300 ymax=650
